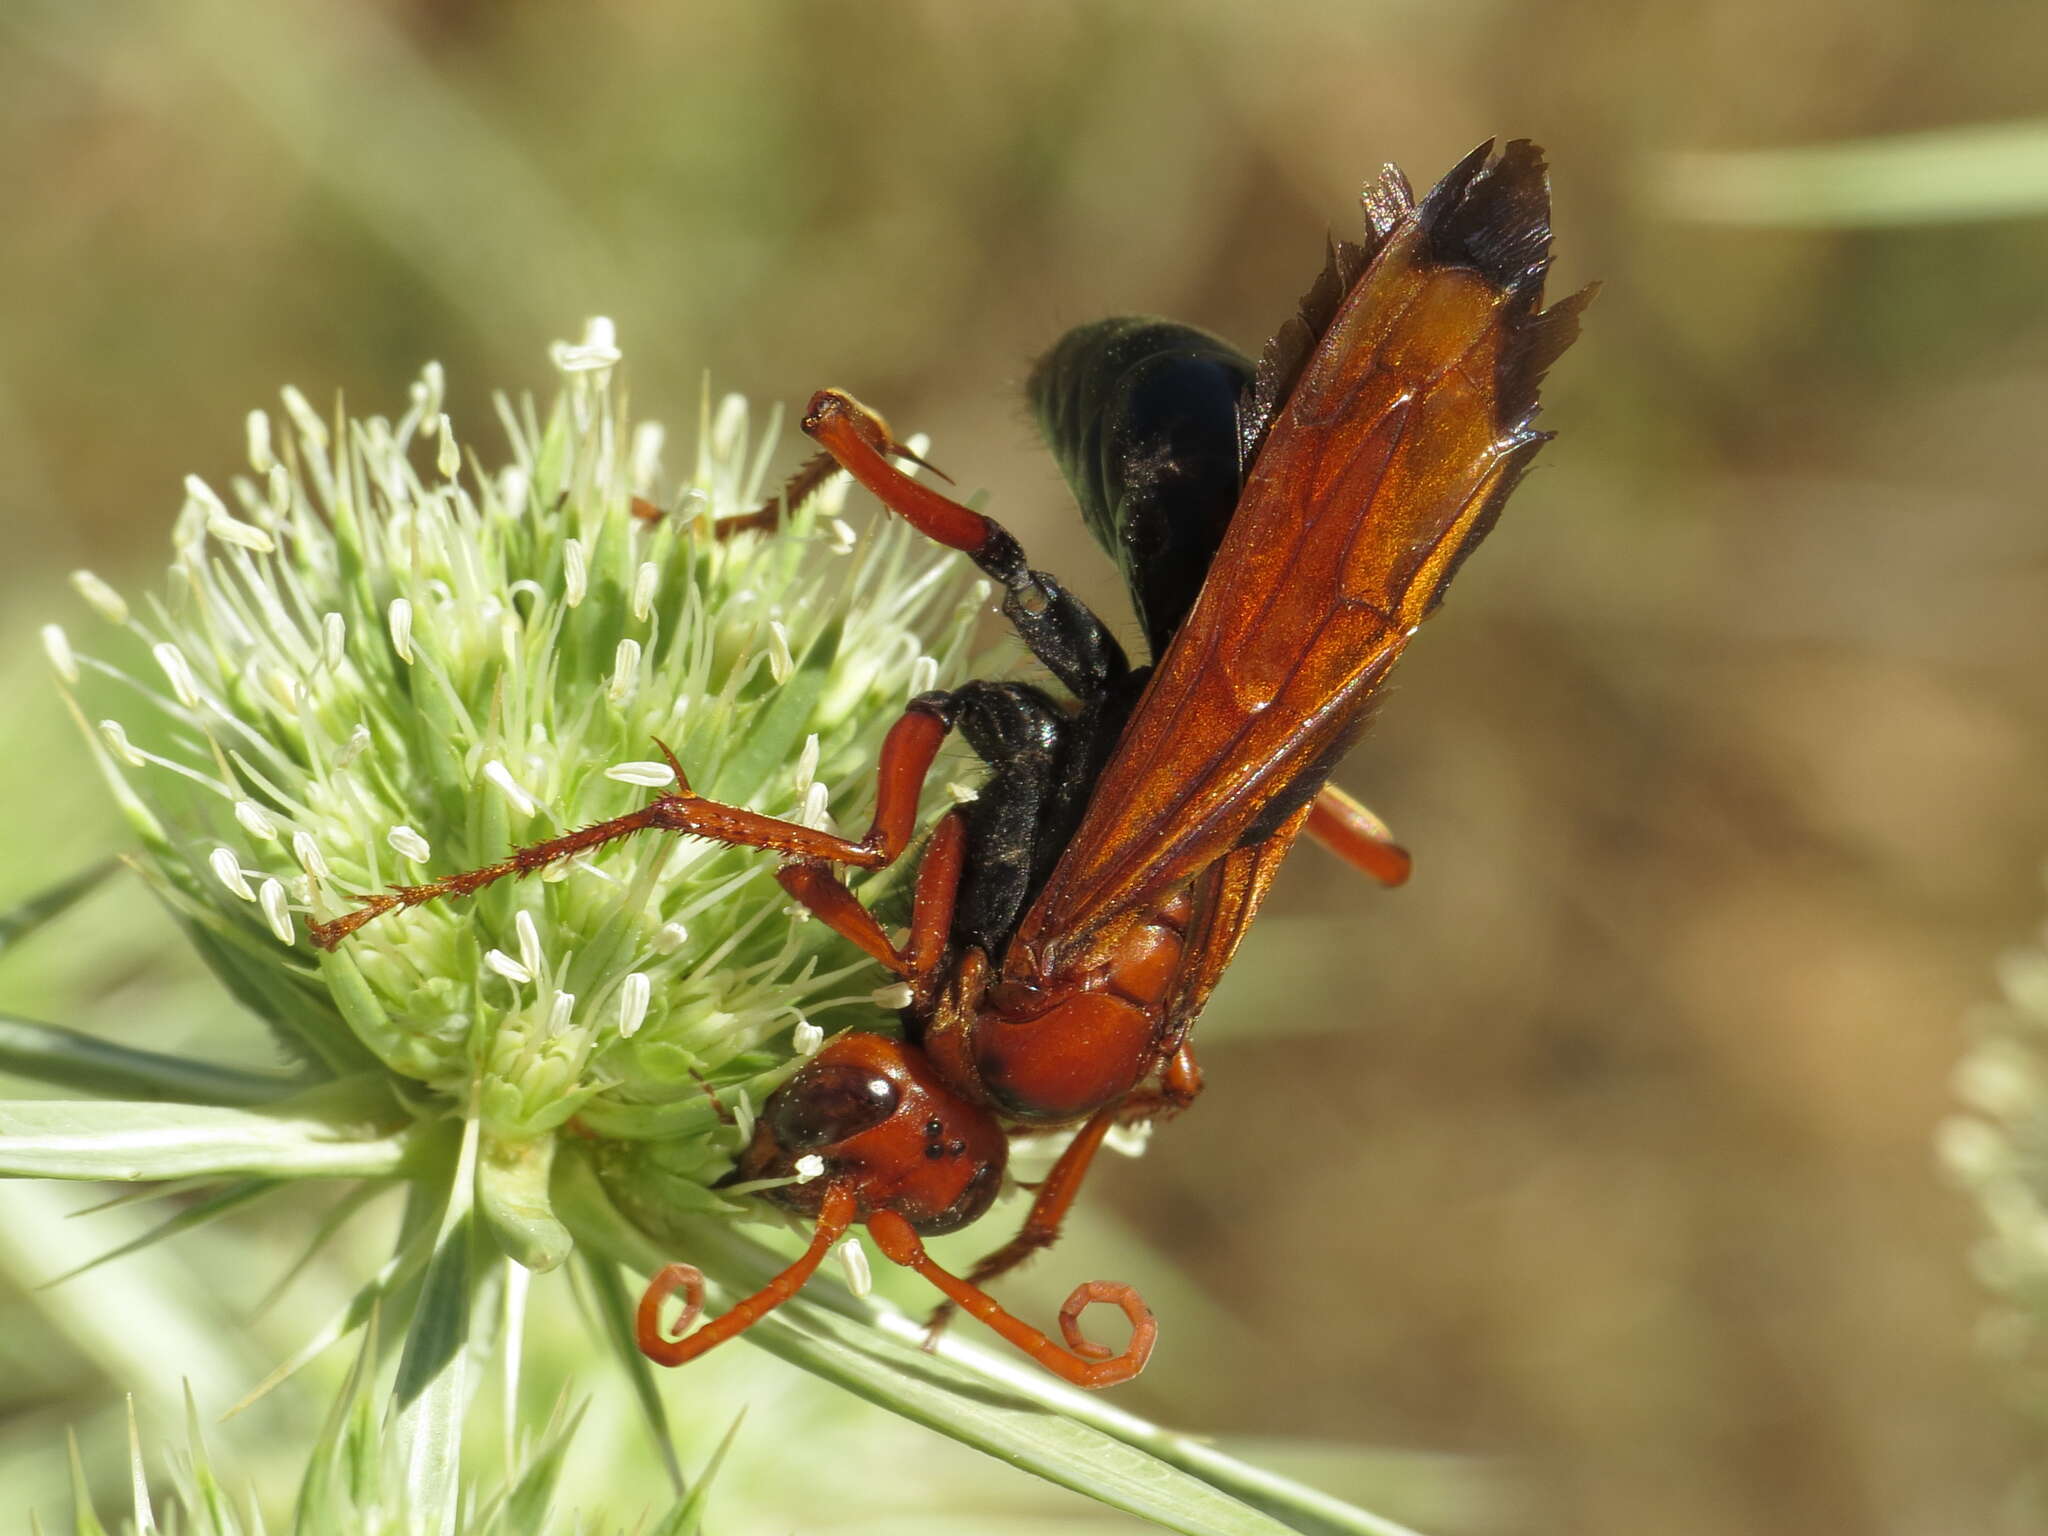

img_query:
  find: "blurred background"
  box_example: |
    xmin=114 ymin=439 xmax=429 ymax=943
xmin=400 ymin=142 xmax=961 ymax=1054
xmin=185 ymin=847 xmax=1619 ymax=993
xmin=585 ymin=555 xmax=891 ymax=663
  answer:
xmin=3 ymin=2 xmax=2046 ymax=1532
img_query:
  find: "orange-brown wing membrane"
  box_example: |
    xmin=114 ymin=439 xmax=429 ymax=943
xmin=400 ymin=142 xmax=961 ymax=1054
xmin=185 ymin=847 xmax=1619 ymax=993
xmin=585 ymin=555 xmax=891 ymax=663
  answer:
xmin=1160 ymin=799 xmax=1319 ymax=1041
xmin=1014 ymin=141 xmax=1590 ymax=980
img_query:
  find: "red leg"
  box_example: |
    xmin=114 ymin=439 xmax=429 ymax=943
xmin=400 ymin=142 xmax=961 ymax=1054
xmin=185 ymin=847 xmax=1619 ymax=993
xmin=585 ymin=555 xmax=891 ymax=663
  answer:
xmin=710 ymin=449 xmax=841 ymax=539
xmin=802 ymin=391 xmax=1010 ymax=560
xmin=309 ymin=700 xmax=953 ymax=949
xmin=903 ymin=809 xmax=967 ymax=978
xmin=714 ymin=418 xmax=950 ymax=540
xmin=924 ymin=1102 xmax=1118 ymax=1347
xmin=636 ymin=1181 xmax=857 ymax=1367
xmin=1307 ymin=785 xmax=1412 ymax=888
xmin=776 ymin=863 xmax=907 ymax=974
xmin=865 ymin=1208 xmax=1154 ymax=1389
xmin=774 ymin=809 xmax=968 ymax=982
xmin=1117 ymin=1040 xmax=1205 ymax=1123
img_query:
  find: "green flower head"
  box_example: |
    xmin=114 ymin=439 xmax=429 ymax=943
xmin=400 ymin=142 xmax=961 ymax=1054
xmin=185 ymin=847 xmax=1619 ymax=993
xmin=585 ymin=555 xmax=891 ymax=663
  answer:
xmin=47 ymin=318 xmax=984 ymax=1269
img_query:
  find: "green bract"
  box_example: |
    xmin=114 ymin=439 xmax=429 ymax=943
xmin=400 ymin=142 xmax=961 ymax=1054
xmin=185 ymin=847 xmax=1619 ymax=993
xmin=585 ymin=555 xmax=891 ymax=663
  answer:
xmin=47 ymin=320 xmax=984 ymax=1272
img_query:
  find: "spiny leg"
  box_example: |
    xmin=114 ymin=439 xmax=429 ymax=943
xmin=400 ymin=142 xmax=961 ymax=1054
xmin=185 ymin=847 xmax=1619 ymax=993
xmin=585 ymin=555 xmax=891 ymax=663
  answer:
xmin=711 ymin=448 xmax=843 ymax=539
xmin=309 ymin=697 xmax=956 ymax=948
xmin=865 ymin=1208 xmax=1155 ymax=1389
xmin=636 ymin=1182 xmax=858 ymax=1367
xmin=635 ymin=432 xmax=944 ymax=539
xmin=923 ymin=1101 xmax=1120 ymax=1348
xmin=1307 ymin=784 xmax=1412 ymax=888
xmin=803 ymin=390 xmax=1130 ymax=704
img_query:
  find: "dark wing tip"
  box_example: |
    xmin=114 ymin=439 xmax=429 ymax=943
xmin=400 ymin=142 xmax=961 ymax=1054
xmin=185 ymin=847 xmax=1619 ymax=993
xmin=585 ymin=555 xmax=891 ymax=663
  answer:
xmin=1499 ymin=279 xmax=1598 ymax=426
xmin=1247 ymin=140 xmax=1590 ymax=458
xmin=1361 ymin=163 xmax=1416 ymax=244
xmin=1416 ymin=137 xmax=1554 ymax=292
xmin=1413 ymin=139 xmax=1593 ymax=430
xmin=1240 ymin=168 xmax=1412 ymax=467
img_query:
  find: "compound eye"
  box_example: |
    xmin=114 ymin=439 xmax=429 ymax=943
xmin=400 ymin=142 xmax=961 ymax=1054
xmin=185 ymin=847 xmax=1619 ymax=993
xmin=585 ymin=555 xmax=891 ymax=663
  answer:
xmin=765 ymin=1064 xmax=902 ymax=1152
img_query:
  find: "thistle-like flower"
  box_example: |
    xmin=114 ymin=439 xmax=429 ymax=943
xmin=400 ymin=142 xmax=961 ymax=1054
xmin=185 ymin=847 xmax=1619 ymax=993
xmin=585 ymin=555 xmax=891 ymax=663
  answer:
xmin=43 ymin=317 xmax=986 ymax=1273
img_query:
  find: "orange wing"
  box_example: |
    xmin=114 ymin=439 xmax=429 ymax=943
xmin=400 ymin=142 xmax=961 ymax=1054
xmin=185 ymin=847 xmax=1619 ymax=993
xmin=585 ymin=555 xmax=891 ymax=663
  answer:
xmin=1011 ymin=140 xmax=1591 ymax=983
xmin=1156 ymin=798 xmax=1319 ymax=1045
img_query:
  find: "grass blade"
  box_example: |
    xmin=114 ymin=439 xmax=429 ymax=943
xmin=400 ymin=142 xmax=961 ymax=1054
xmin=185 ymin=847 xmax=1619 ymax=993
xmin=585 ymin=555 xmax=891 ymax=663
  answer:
xmin=0 ymin=860 xmax=117 ymax=954
xmin=555 ymin=1149 xmax=1377 ymax=1536
xmin=0 ymin=1013 xmax=307 ymax=1105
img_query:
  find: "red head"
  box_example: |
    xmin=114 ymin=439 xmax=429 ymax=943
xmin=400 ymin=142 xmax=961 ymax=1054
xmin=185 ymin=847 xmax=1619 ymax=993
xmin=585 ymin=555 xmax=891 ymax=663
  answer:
xmin=732 ymin=1032 xmax=1007 ymax=1235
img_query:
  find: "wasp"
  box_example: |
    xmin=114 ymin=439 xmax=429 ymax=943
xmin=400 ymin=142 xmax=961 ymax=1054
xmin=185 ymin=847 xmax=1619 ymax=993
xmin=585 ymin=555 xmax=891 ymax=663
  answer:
xmin=311 ymin=139 xmax=1589 ymax=1388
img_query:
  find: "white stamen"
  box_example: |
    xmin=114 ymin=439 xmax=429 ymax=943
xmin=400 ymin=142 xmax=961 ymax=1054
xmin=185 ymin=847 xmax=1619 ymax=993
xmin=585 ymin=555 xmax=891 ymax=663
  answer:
xmin=800 ymin=781 xmax=832 ymax=831
xmin=98 ymin=720 xmax=147 ymax=767
xmin=436 ymin=413 xmax=460 ymax=479
xmin=829 ymin=518 xmax=857 ymax=554
xmin=206 ymin=508 xmax=277 ymax=554
xmin=485 ymin=949 xmax=533 ymax=985
xmin=245 ymin=410 xmax=275 ymax=473
xmin=514 ymin=909 xmax=545 ymax=977
xmin=617 ymin=972 xmax=651 ymax=1038
xmin=483 ymin=760 xmax=539 ymax=818
xmin=266 ymin=465 xmax=292 ymax=519
xmin=321 ymin=612 xmax=346 ymax=670
xmin=793 ymin=1154 xmax=826 ymax=1184
xmin=209 ymin=848 xmax=256 ymax=901
xmin=654 ymin=921 xmax=689 ymax=953
xmin=1105 ymin=1121 xmax=1155 ymax=1159
xmin=335 ymin=722 xmax=373 ymax=767
xmin=279 ymin=385 xmax=329 ymax=453
xmin=562 ymin=539 xmax=588 ymax=608
xmin=183 ymin=474 xmax=228 ymax=522
xmin=416 ymin=360 xmax=446 ymax=419
xmin=835 ymin=1237 xmax=872 ymax=1297
xmin=69 ymin=570 xmax=129 ymax=625
xmin=631 ymin=561 xmax=659 ymax=622
xmin=498 ymin=464 xmax=530 ymax=516
xmin=40 ymin=624 xmax=77 ymax=683
xmin=712 ymin=394 xmax=748 ymax=458
xmin=630 ymin=421 xmax=665 ymax=490
xmin=258 ymin=879 xmax=294 ymax=946
xmin=793 ymin=733 xmax=820 ymax=792
xmin=233 ymin=800 xmax=278 ymax=840
xmin=608 ymin=639 xmax=641 ymax=706
xmin=292 ymin=831 xmax=329 ymax=880
xmin=387 ymin=824 xmax=431 ymax=863
xmin=551 ymin=317 xmax=622 ymax=373
xmin=264 ymin=665 xmax=306 ymax=711
xmin=792 ymin=1020 xmax=824 ymax=1056
xmin=766 ymin=621 xmax=794 ymax=684
xmin=547 ymin=990 xmax=576 ymax=1035
xmin=607 ymin=760 xmax=676 ymax=788
xmin=387 ymin=598 xmax=415 ymax=663
xmin=908 ymin=655 xmax=938 ymax=697
xmin=871 ymin=982 xmax=914 ymax=1010
xmin=152 ymin=643 xmax=204 ymax=709
xmin=946 ymin=780 xmax=980 ymax=804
